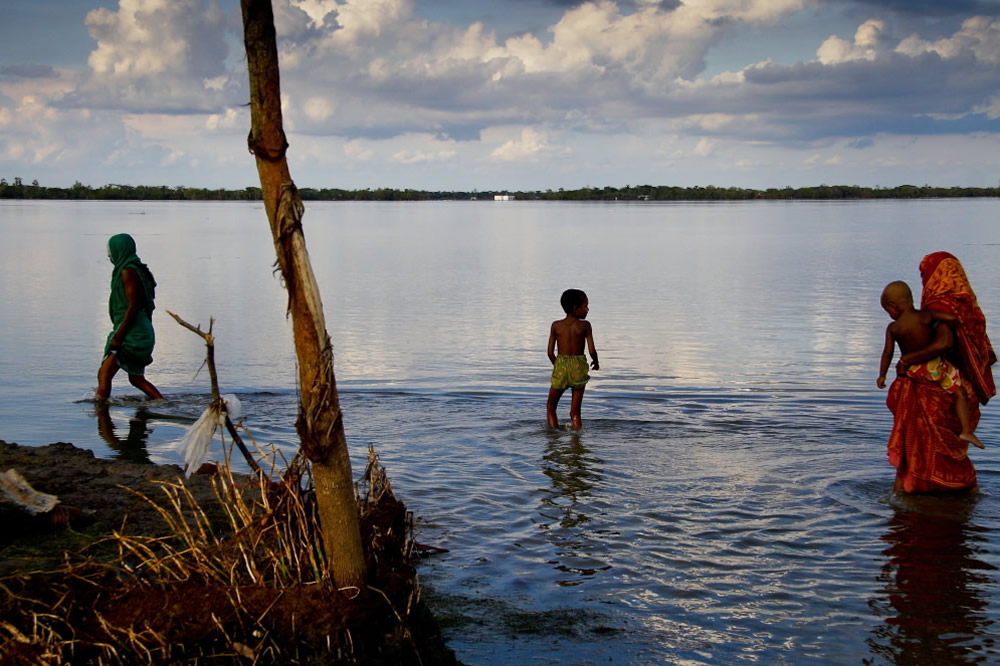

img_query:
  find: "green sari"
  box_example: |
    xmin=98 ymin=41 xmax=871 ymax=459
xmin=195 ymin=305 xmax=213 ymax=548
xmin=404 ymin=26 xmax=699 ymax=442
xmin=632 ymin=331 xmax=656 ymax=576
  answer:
xmin=104 ymin=233 xmax=157 ymax=375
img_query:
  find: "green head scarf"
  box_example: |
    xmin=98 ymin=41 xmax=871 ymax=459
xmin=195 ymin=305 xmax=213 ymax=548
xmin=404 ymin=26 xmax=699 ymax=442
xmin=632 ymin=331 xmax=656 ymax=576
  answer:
xmin=107 ymin=233 xmax=157 ymax=314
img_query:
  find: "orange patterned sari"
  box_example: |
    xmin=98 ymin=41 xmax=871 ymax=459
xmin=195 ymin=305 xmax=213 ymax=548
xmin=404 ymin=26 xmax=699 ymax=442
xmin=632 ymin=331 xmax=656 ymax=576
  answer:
xmin=885 ymin=252 xmax=996 ymax=492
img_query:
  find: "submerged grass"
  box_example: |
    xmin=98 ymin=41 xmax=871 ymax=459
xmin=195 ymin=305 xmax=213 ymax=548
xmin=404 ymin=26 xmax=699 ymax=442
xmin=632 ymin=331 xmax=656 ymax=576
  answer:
xmin=0 ymin=439 xmax=454 ymax=665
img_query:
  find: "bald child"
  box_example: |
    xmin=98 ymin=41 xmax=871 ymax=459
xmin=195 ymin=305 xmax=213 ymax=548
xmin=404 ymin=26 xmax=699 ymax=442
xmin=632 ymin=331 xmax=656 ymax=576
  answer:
xmin=879 ymin=280 xmax=984 ymax=449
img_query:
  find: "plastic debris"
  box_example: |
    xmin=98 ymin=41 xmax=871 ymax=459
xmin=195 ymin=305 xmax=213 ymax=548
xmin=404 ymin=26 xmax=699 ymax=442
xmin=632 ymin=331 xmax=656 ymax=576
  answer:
xmin=176 ymin=395 xmax=244 ymax=478
xmin=221 ymin=394 xmax=242 ymax=421
xmin=0 ymin=469 xmax=60 ymax=515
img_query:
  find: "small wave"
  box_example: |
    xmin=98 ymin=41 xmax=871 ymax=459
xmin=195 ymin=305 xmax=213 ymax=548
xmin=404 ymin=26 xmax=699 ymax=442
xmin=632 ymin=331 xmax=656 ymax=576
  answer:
xmin=821 ymin=475 xmax=894 ymax=517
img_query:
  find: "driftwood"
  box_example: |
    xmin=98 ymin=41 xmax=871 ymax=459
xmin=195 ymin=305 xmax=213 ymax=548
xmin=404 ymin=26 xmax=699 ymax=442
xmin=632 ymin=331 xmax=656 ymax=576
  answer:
xmin=167 ymin=310 xmax=260 ymax=474
xmin=241 ymin=0 xmax=365 ymax=589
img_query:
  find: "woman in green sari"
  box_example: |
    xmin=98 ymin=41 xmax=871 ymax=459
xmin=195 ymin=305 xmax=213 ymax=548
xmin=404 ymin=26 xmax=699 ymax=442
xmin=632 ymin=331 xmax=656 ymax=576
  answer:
xmin=96 ymin=233 xmax=163 ymax=401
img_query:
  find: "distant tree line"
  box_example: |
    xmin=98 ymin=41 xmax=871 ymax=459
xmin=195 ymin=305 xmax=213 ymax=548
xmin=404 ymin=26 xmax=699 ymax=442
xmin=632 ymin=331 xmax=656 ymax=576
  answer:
xmin=0 ymin=178 xmax=263 ymax=201
xmin=1 ymin=177 xmax=997 ymax=201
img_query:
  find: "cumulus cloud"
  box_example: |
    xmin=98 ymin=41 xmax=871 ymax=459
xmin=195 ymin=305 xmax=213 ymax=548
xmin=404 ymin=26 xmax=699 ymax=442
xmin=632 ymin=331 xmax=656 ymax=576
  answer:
xmin=974 ymin=94 xmax=1000 ymax=119
xmin=344 ymin=139 xmax=374 ymax=161
xmin=392 ymin=147 xmax=457 ymax=163
xmin=303 ymin=96 xmax=337 ymax=122
xmin=817 ymin=19 xmax=888 ymax=64
xmin=693 ymin=137 xmax=714 ymax=156
xmin=486 ymin=126 xmax=578 ymax=163
xmin=64 ymin=0 xmax=244 ymax=113
xmin=272 ymin=0 xmax=814 ymax=139
xmin=697 ymin=15 xmax=1000 ymax=142
xmin=895 ymin=16 xmax=1000 ymax=63
xmin=262 ymin=0 xmax=1000 ymax=154
xmin=490 ymin=127 xmax=551 ymax=161
xmin=205 ymin=107 xmax=243 ymax=131
xmin=0 ymin=92 xmax=121 ymax=171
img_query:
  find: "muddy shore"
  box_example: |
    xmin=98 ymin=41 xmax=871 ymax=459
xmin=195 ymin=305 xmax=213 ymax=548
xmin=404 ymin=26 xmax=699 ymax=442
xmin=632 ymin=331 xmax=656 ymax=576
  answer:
xmin=0 ymin=439 xmax=458 ymax=664
xmin=1 ymin=440 xmax=230 ymax=571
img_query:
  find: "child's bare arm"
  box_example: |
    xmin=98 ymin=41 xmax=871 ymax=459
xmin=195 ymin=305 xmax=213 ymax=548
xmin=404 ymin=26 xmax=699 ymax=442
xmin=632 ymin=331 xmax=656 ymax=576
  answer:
xmin=547 ymin=324 xmax=558 ymax=365
xmin=898 ymin=322 xmax=954 ymax=368
xmin=585 ymin=322 xmax=599 ymax=370
xmin=878 ymin=325 xmax=895 ymax=388
xmin=928 ymin=309 xmax=956 ymax=323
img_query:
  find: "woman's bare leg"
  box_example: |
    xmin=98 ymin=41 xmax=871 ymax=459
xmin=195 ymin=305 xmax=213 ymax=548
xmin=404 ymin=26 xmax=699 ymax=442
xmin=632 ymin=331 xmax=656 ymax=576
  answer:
xmin=128 ymin=374 xmax=163 ymax=400
xmin=96 ymin=354 xmax=120 ymax=402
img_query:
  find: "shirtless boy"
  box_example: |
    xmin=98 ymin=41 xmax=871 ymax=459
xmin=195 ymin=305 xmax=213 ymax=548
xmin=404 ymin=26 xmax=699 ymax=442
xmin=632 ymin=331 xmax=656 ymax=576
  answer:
xmin=878 ymin=280 xmax=984 ymax=449
xmin=547 ymin=288 xmax=599 ymax=430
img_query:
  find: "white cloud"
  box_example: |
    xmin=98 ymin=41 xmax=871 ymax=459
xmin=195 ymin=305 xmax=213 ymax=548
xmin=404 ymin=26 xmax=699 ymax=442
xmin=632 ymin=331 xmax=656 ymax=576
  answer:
xmin=205 ymin=107 xmax=243 ymax=131
xmin=676 ymin=112 xmax=755 ymax=132
xmin=344 ymin=140 xmax=374 ymax=161
xmin=974 ymin=94 xmax=1000 ymax=119
xmin=693 ymin=137 xmax=714 ymax=156
xmin=288 ymin=0 xmax=340 ymax=27
xmin=265 ymin=0 xmax=816 ymax=140
xmin=70 ymin=0 xmax=241 ymax=112
xmin=391 ymin=148 xmax=457 ymax=164
xmin=817 ymin=19 xmax=886 ymax=64
xmin=489 ymin=127 xmax=554 ymax=162
xmin=303 ymin=96 xmax=336 ymax=122
xmin=203 ymin=76 xmax=228 ymax=91
xmin=896 ymin=16 xmax=1000 ymax=64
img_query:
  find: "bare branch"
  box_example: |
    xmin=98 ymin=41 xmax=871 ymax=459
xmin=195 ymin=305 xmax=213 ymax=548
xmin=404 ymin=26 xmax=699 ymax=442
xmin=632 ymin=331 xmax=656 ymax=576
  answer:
xmin=168 ymin=310 xmax=260 ymax=474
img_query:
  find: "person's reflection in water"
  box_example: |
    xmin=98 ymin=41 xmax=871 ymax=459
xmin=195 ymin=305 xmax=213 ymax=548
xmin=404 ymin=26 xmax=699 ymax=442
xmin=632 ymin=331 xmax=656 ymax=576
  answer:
xmin=540 ymin=430 xmax=609 ymax=582
xmin=96 ymin=404 xmax=153 ymax=464
xmin=542 ymin=431 xmax=602 ymax=528
xmin=867 ymin=500 xmax=996 ymax=664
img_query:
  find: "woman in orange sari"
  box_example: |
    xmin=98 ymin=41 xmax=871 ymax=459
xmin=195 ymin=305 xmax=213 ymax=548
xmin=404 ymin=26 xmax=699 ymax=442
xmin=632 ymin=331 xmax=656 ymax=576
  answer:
xmin=886 ymin=252 xmax=996 ymax=492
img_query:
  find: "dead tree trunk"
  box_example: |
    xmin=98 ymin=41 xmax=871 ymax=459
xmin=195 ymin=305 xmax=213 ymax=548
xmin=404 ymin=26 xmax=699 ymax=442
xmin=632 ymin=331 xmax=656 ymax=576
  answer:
xmin=241 ymin=0 xmax=365 ymax=591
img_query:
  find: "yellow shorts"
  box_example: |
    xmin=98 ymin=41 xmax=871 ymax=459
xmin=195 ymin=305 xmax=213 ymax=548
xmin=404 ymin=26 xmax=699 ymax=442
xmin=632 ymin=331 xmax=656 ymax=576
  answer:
xmin=551 ymin=355 xmax=590 ymax=390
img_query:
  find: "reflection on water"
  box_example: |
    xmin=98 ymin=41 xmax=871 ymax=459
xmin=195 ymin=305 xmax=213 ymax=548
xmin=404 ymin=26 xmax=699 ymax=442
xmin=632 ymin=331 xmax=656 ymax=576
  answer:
xmin=542 ymin=430 xmax=599 ymax=528
xmin=95 ymin=404 xmax=153 ymax=464
xmin=867 ymin=497 xmax=999 ymax=664
xmin=540 ymin=430 xmax=612 ymax=584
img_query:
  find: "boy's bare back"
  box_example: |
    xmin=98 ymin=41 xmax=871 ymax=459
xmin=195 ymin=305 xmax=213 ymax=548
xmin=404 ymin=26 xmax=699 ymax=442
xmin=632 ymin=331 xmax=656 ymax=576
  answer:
xmin=887 ymin=309 xmax=936 ymax=355
xmin=550 ymin=317 xmax=592 ymax=357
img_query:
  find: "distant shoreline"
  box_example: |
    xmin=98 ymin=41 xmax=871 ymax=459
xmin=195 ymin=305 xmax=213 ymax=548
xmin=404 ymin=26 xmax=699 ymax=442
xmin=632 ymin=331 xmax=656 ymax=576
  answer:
xmin=1 ymin=180 xmax=998 ymax=202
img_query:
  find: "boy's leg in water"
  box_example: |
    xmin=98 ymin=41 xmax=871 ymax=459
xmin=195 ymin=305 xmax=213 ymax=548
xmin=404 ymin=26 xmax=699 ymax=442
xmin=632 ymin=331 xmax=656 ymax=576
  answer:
xmin=128 ymin=373 xmax=164 ymax=400
xmin=547 ymin=388 xmax=565 ymax=428
xmin=569 ymin=387 xmax=586 ymax=430
xmin=96 ymin=354 xmax=120 ymax=402
xmin=955 ymin=391 xmax=985 ymax=449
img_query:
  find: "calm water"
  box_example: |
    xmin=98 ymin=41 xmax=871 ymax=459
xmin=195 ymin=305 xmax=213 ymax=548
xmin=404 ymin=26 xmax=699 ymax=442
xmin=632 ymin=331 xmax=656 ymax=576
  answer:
xmin=1 ymin=199 xmax=999 ymax=664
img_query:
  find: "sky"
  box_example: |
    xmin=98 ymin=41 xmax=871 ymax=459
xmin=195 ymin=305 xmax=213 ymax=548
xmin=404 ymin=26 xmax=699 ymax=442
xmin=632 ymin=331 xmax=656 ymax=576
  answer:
xmin=1 ymin=0 xmax=999 ymax=191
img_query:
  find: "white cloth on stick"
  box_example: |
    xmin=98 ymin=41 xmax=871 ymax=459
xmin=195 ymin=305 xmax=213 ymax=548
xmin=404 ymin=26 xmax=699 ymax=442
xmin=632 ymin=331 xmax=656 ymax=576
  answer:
xmin=176 ymin=394 xmax=242 ymax=478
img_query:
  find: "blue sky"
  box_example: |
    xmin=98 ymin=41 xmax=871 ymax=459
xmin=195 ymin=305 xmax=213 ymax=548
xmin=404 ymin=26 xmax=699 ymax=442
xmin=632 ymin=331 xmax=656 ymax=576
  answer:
xmin=1 ymin=0 xmax=999 ymax=190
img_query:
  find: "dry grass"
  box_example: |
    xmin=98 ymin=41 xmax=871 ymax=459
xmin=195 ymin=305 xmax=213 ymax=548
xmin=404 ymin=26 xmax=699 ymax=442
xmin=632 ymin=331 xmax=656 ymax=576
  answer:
xmin=0 ymin=440 xmax=434 ymax=665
